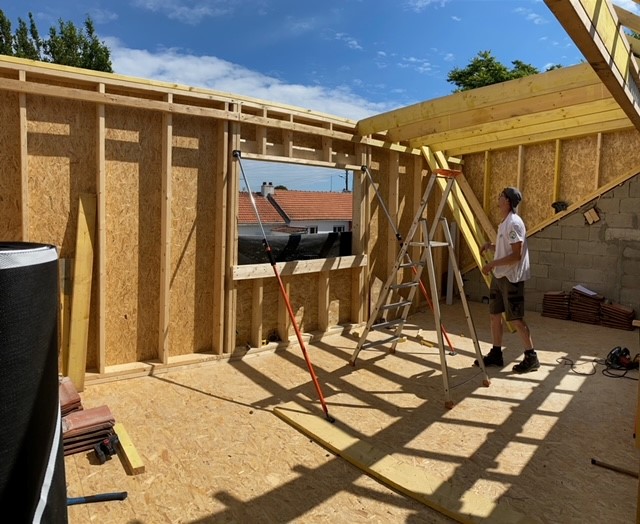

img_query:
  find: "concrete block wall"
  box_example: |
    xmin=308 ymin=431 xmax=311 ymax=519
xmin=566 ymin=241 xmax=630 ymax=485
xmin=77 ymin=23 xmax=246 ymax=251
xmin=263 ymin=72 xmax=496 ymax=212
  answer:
xmin=462 ymin=173 xmax=640 ymax=317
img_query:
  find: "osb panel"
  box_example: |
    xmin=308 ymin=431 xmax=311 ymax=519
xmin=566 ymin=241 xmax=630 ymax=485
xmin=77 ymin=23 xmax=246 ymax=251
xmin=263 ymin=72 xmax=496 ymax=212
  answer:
xmin=286 ymin=274 xmax=319 ymax=334
xmin=600 ymin=129 xmax=640 ymax=184
xmin=331 ymin=268 xmax=352 ymax=325
xmin=293 ymin=130 xmax=322 ymax=151
xmin=104 ymin=107 xmax=162 ymax=366
xmin=0 ymin=91 xmax=22 ymax=240
xmin=487 ymin=149 xmax=517 ymax=226
xmin=559 ymin=135 xmax=599 ymax=203
xmin=262 ymin=279 xmax=280 ymax=341
xmin=460 ymin=153 xmax=485 ymax=193
xmin=66 ymin=302 xmax=638 ymax=524
xmin=168 ymin=116 xmax=217 ymax=355
xmin=26 ymin=95 xmax=96 ymax=253
xmin=522 ymin=142 xmax=556 ymax=229
xmin=235 ymin=280 xmax=253 ymax=345
xmin=368 ymin=155 xmax=390 ymax=284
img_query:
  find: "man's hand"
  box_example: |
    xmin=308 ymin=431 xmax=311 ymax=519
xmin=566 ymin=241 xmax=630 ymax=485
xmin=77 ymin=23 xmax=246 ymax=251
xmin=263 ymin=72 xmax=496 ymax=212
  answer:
xmin=482 ymin=261 xmax=493 ymax=275
xmin=480 ymin=242 xmax=494 ymax=254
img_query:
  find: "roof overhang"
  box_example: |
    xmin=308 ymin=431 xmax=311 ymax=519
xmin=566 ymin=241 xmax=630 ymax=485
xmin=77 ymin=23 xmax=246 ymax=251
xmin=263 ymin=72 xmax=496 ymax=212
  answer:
xmin=545 ymin=0 xmax=640 ymax=130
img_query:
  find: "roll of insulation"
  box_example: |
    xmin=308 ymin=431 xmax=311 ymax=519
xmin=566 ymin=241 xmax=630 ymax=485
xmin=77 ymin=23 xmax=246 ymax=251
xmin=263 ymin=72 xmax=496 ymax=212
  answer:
xmin=0 ymin=242 xmax=67 ymax=523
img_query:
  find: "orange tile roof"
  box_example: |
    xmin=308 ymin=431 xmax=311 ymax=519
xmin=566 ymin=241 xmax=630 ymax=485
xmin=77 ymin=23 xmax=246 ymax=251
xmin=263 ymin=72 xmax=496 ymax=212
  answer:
xmin=270 ymin=190 xmax=352 ymax=221
xmin=238 ymin=192 xmax=285 ymax=225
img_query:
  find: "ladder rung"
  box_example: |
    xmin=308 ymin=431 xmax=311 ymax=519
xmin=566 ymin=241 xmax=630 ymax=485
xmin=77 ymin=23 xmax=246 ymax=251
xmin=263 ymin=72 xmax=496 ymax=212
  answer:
xmin=380 ymin=300 xmax=412 ymax=311
xmin=429 ymin=241 xmax=449 ymax=247
xmin=361 ymin=335 xmax=403 ymax=350
xmin=371 ymin=318 xmax=404 ymax=330
xmin=390 ymin=282 xmax=419 ymax=290
xmin=408 ymin=241 xmax=426 ymax=247
xmin=399 ymin=261 xmax=420 ymax=269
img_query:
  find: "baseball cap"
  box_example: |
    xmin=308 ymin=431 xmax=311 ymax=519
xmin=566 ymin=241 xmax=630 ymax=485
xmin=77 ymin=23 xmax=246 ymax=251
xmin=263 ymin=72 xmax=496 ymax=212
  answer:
xmin=502 ymin=187 xmax=522 ymax=209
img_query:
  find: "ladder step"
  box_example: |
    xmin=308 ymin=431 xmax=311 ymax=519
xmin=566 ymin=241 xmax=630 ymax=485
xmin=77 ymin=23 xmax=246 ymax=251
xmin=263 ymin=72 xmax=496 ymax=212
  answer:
xmin=380 ymin=300 xmax=412 ymax=311
xmin=429 ymin=241 xmax=449 ymax=247
xmin=390 ymin=282 xmax=419 ymax=290
xmin=399 ymin=261 xmax=421 ymax=269
xmin=361 ymin=335 xmax=403 ymax=350
xmin=371 ymin=318 xmax=404 ymax=330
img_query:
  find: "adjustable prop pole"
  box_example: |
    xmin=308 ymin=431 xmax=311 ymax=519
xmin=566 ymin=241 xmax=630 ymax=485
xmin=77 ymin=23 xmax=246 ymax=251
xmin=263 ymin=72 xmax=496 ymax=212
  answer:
xmin=232 ymin=150 xmax=334 ymax=423
xmin=361 ymin=166 xmax=457 ymax=355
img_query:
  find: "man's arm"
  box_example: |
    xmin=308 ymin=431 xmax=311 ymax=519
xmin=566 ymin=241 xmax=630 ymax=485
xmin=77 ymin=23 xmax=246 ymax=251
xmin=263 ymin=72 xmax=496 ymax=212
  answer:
xmin=482 ymin=241 xmax=522 ymax=274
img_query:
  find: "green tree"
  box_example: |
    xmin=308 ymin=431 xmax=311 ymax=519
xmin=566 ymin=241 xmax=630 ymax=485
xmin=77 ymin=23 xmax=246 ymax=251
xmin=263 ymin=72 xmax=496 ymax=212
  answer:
xmin=14 ymin=13 xmax=42 ymax=60
xmin=447 ymin=51 xmax=560 ymax=92
xmin=0 ymin=9 xmax=112 ymax=72
xmin=0 ymin=11 xmax=12 ymax=55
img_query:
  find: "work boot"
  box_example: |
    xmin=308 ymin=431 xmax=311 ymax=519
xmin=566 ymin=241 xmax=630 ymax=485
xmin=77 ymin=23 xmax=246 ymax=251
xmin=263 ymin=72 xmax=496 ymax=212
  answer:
xmin=474 ymin=346 xmax=503 ymax=367
xmin=512 ymin=350 xmax=540 ymax=373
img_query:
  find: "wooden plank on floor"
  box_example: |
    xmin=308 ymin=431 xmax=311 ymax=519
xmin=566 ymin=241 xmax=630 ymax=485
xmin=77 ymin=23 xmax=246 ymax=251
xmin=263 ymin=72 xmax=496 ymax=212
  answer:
xmin=114 ymin=422 xmax=145 ymax=475
xmin=273 ymin=401 xmax=534 ymax=524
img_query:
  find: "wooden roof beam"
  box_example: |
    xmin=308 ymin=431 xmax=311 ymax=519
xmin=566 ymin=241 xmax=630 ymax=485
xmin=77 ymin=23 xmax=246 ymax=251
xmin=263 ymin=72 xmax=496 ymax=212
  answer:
xmin=386 ymin=81 xmax=612 ymax=142
xmin=545 ymin=0 xmax=640 ymax=130
xmin=409 ymin=98 xmax=627 ymax=148
xmin=355 ymin=63 xmax=599 ymax=135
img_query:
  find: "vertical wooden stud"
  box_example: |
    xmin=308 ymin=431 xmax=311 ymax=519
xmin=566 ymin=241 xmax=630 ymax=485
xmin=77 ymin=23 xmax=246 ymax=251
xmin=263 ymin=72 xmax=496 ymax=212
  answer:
xmin=96 ymin=84 xmax=107 ymax=373
xmin=159 ymin=94 xmax=173 ymax=364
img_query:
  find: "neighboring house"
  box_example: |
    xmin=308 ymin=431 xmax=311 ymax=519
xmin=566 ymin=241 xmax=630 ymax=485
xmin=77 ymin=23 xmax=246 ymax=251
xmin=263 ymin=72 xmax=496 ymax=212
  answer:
xmin=238 ymin=189 xmax=289 ymax=236
xmin=238 ymin=182 xmax=352 ymax=236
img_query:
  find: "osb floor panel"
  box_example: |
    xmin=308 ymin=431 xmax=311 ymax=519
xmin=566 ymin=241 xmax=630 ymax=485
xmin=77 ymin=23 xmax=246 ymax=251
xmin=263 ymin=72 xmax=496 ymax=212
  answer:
xmin=65 ymin=301 xmax=640 ymax=523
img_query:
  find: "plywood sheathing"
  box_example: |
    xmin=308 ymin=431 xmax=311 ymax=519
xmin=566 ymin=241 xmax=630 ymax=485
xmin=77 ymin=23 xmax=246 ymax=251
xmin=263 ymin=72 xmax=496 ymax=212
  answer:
xmin=169 ymin=115 xmax=217 ymax=356
xmin=105 ymin=107 xmax=162 ymax=366
xmin=0 ymin=91 xmax=22 ymax=240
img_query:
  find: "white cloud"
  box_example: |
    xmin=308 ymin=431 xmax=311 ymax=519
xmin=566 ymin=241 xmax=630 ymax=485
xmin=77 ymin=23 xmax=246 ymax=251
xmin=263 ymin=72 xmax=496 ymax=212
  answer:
xmin=514 ymin=7 xmax=547 ymax=25
xmin=132 ymin=0 xmax=233 ymax=24
xmin=335 ymin=32 xmax=362 ymax=50
xmin=405 ymin=0 xmax=450 ymax=13
xmin=107 ymin=39 xmax=390 ymax=120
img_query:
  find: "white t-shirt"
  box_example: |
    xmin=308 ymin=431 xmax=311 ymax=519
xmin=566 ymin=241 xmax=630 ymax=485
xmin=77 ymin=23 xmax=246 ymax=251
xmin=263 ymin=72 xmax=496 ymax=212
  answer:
xmin=492 ymin=212 xmax=530 ymax=283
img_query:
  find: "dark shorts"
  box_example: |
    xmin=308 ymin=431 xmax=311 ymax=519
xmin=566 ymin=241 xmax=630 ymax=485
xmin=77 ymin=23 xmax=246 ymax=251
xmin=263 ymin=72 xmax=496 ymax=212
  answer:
xmin=489 ymin=276 xmax=525 ymax=320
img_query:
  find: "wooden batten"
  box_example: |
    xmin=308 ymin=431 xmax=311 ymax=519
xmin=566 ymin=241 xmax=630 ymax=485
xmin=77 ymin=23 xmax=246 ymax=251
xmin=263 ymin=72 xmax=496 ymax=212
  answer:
xmin=96 ymin=83 xmax=107 ymax=373
xmin=159 ymin=94 xmax=173 ymax=365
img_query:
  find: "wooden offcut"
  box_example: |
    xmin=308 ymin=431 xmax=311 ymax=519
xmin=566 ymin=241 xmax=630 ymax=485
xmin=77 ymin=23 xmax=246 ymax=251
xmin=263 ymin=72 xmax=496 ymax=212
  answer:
xmin=67 ymin=193 xmax=97 ymax=392
xmin=114 ymin=422 xmax=145 ymax=475
xmin=274 ymin=401 xmax=534 ymax=523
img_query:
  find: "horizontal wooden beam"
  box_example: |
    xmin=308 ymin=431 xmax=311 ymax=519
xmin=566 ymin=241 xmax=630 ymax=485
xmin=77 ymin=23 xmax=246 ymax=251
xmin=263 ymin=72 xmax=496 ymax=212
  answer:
xmin=233 ymin=254 xmax=368 ymax=280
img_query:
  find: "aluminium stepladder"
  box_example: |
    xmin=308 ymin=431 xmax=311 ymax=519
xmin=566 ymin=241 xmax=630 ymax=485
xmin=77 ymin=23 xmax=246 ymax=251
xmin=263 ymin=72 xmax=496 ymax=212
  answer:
xmin=349 ymin=168 xmax=490 ymax=408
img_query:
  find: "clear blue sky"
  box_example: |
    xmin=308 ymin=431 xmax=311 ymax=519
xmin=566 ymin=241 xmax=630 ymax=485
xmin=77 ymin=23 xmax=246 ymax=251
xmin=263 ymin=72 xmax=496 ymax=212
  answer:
xmin=3 ymin=0 xmax=638 ymax=191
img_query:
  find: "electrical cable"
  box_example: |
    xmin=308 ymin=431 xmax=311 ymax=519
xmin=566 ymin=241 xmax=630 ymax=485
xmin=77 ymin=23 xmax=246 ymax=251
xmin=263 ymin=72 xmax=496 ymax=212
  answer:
xmin=556 ymin=355 xmax=638 ymax=380
xmin=232 ymin=151 xmax=335 ymax=423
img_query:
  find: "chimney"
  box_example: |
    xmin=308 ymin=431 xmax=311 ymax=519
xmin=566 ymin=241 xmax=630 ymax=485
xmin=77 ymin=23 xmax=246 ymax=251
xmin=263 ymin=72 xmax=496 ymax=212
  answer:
xmin=261 ymin=181 xmax=275 ymax=197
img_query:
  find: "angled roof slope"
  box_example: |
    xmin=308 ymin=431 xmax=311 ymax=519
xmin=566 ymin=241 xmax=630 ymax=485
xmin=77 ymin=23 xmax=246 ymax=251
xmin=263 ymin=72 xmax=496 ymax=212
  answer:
xmin=238 ymin=192 xmax=286 ymax=225
xmin=269 ymin=191 xmax=352 ymax=221
xmin=356 ymin=63 xmax=632 ymax=156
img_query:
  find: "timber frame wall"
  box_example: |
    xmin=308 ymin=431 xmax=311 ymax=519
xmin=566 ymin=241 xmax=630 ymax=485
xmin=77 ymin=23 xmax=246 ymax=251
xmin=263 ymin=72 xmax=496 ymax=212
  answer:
xmin=0 ymin=56 xmax=425 ymax=384
xmin=1 ymin=55 xmax=639 ymax=384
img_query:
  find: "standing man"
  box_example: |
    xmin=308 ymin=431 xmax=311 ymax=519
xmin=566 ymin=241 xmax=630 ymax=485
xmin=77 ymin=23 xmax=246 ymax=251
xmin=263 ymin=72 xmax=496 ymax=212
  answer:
xmin=474 ymin=187 xmax=539 ymax=373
